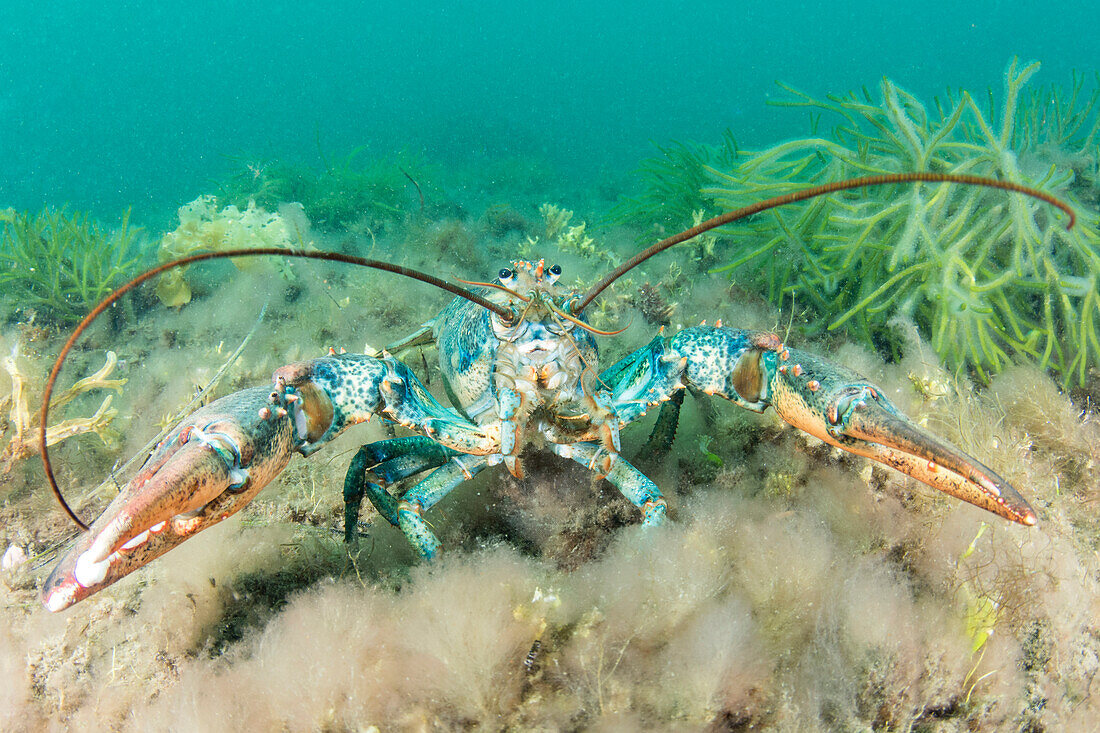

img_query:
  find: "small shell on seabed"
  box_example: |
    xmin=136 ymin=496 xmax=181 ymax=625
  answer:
xmin=2 ymin=544 xmax=28 ymax=572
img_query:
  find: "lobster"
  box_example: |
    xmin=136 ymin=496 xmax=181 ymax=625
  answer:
xmin=39 ymin=173 xmax=1074 ymax=612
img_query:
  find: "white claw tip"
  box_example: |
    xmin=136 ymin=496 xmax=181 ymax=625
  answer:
xmin=120 ymin=530 xmax=150 ymax=551
xmin=74 ymin=550 xmax=110 ymax=588
xmin=45 ymin=586 xmax=76 ymax=613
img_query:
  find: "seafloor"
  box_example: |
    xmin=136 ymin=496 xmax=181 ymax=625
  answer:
xmin=1 ymin=155 xmax=1099 ymax=732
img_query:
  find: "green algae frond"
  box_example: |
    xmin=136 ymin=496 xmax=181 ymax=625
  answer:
xmin=0 ymin=207 xmax=143 ymax=325
xmin=625 ymin=61 xmax=1100 ymax=386
xmin=218 ymin=148 xmax=425 ymax=232
xmin=154 ymin=196 xmax=313 ymax=307
xmin=609 ymin=131 xmax=740 ymax=241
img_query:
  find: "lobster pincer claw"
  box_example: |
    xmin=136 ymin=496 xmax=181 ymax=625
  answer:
xmin=767 ymin=347 xmax=1037 ymax=526
xmin=42 ymin=386 xmax=298 ymax=612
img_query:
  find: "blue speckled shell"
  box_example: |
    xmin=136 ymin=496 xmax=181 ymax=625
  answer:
xmin=432 ymin=294 xmax=499 ymax=419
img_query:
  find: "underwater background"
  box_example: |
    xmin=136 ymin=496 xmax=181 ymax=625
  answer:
xmin=3 ymin=1 xmax=1098 ymax=215
xmin=2 ymin=2 xmax=1100 ymax=731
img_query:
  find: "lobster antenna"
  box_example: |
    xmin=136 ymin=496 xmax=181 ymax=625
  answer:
xmin=40 ymin=248 xmax=514 ymax=531
xmin=576 ymin=172 xmax=1076 ymax=314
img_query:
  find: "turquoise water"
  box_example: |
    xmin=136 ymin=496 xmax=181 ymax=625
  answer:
xmin=2 ymin=1 xmax=1096 ymax=216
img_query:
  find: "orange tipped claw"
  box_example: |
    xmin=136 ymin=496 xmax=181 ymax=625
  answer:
xmin=42 ymin=387 xmax=297 ymax=612
xmin=768 ymin=348 xmax=1036 ymax=526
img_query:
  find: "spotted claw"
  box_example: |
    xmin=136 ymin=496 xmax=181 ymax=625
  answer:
xmin=768 ymin=348 xmax=1037 ymax=526
xmin=42 ymin=386 xmax=298 ymax=612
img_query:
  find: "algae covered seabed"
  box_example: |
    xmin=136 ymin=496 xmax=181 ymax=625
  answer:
xmin=3 ymin=67 xmax=1100 ymax=732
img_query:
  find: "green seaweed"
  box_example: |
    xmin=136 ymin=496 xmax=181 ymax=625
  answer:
xmin=609 ymin=130 xmax=740 ymax=241
xmin=697 ymin=435 xmax=724 ymax=468
xmin=696 ymin=60 xmax=1100 ymax=386
xmin=0 ymin=207 xmax=144 ymax=325
xmin=217 ymin=148 xmax=427 ymax=232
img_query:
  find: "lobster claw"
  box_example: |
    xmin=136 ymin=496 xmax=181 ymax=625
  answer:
xmin=767 ymin=348 xmax=1037 ymax=526
xmin=42 ymin=386 xmax=298 ymax=612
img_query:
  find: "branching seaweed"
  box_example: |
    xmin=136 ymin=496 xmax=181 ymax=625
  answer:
xmin=699 ymin=60 xmax=1099 ymax=385
xmin=609 ymin=130 xmax=740 ymax=241
xmin=0 ymin=207 xmax=143 ymax=326
xmin=1 ymin=345 xmax=125 ymax=472
xmin=217 ymin=148 xmax=428 ymax=232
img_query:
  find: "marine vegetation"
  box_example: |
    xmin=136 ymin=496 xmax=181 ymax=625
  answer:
xmin=609 ymin=130 xmax=740 ymax=241
xmin=619 ymin=61 xmax=1100 ymax=386
xmin=0 ymin=207 xmax=143 ymax=326
xmin=0 ymin=342 xmax=124 ymax=472
xmin=154 ymin=196 xmax=312 ymax=307
xmin=217 ymin=148 xmax=428 ymax=232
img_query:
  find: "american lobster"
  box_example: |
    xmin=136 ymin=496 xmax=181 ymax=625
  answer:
xmin=39 ymin=173 xmax=1074 ymax=612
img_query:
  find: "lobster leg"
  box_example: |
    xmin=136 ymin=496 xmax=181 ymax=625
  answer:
xmin=604 ymin=326 xmax=1036 ymax=526
xmin=630 ymin=389 xmax=685 ymax=471
xmin=396 ymin=455 xmax=492 ymax=558
xmin=42 ymin=386 xmax=298 ymax=612
xmin=343 ymin=437 xmax=458 ymax=541
xmin=552 ymin=442 xmax=667 ymax=526
xmin=43 ymin=352 xmax=501 ymax=611
xmin=760 ymin=346 xmax=1036 ymax=524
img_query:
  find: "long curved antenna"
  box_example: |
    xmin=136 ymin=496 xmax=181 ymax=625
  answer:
xmin=40 ymin=247 xmax=513 ymax=530
xmin=576 ymin=172 xmax=1076 ymax=314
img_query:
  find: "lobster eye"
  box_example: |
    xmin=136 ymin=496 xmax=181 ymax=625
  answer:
xmin=545 ymin=263 xmax=563 ymax=285
xmin=498 ymin=268 xmax=513 ymax=281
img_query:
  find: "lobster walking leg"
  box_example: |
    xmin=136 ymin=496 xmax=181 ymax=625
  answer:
xmin=343 ymin=437 xmax=457 ymax=541
xmin=396 ymin=456 xmax=492 ymax=558
xmin=553 ymin=442 xmax=668 ymax=526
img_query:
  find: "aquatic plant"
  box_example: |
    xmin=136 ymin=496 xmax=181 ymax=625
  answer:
xmin=0 ymin=343 xmax=125 ymax=471
xmin=0 ymin=207 xmax=143 ymax=325
xmin=155 ymin=196 xmax=312 ymax=307
xmin=702 ymin=60 xmax=1100 ymax=386
xmin=218 ymin=148 xmax=425 ymax=232
xmin=634 ymin=281 xmax=676 ymax=325
xmin=609 ymin=130 xmax=739 ymax=241
xmin=529 ymin=203 xmax=615 ymax=267
xmin=612 ymin=62 xmax=1099 ymax=385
